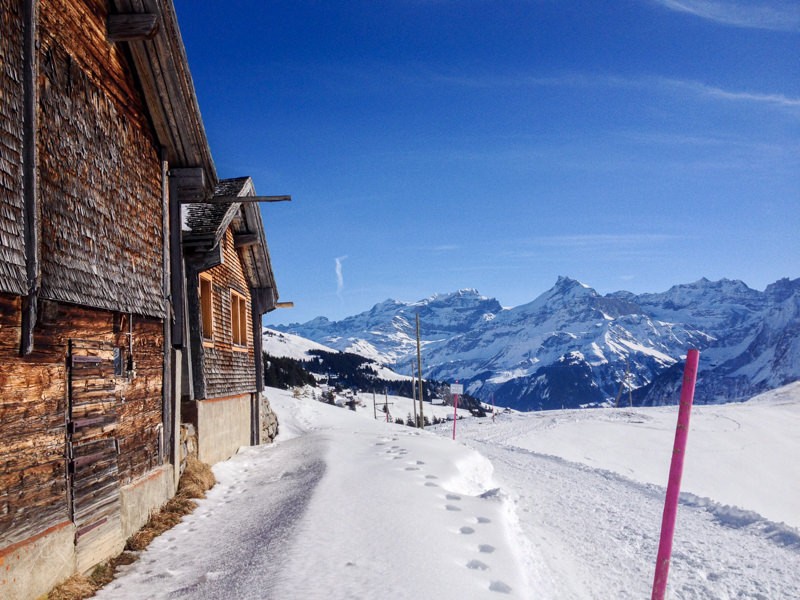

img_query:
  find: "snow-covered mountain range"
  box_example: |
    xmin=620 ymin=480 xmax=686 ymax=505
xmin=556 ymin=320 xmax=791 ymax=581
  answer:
xmin=272 ymin=276 xmax=800 ymax=410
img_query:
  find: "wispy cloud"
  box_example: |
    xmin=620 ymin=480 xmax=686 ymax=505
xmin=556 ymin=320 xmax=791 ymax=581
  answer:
xmin=650 ymin=0 xmax=800 ymax=31
xmin=335 ymin=256 xmax=348 ymax=296
xmin=416 ymin=244 xmax=461 ymax=252
xmin=660 ymin=77 xmax=800 ymax=109
xmin=421 ymin=70 xmax=800 ymax=112
xmin=493 ymin=234 xmax=688 ymax=264
xmin=529 ymin=234 xmax=683 ymax=248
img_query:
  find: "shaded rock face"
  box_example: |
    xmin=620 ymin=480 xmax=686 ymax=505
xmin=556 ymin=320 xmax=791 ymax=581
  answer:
xmin=274 ymin=278 xmax=800 ymax=410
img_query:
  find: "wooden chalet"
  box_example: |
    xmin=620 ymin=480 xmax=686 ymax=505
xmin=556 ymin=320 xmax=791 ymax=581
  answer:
xmin=181 ymin=176 xmax=279 ymax=465
xmin=0 ymin=1 xmax=282 ymax=598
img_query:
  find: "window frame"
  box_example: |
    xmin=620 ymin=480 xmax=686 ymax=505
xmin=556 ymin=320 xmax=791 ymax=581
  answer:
xmin=199 ymin=273 xmax=214 ymax=347
xmin=230 ymin=289 xmax=249 ymax=350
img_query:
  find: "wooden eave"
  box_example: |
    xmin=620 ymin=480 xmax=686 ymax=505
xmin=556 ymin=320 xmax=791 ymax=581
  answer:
xmin=216 ymin=177 xmax=279 ymax=311
xmin=110 ymin=0 xmax=217 ymax=194
xmin=239 ymin=202 xmax=278 ymax=310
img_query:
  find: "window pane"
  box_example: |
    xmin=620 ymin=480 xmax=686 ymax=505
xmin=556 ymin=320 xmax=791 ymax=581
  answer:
xmin=200 ymin=277 xmax=213 ymax=340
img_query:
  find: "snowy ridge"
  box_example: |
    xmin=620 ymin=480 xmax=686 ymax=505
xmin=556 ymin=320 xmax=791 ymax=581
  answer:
xmin=275 ymin=277 xmax=800 ymax=409
xmin=262 ymin=327 xmax=409 ymax=381
xmin=262 ymin=327 xmax=338 ymax=361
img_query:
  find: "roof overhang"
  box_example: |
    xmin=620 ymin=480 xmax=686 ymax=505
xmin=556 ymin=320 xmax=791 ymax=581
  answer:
xmin=110 ymin=0 xmax=217 ymax=195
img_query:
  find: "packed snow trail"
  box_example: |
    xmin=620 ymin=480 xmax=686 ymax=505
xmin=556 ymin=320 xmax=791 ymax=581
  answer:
xmin=96 ymin=391 xmax=530 ymax=599
xmin=97 ymin=434 xmax=327 ymax=600
xmin=443 ymin=418 xmax=800 ymax=599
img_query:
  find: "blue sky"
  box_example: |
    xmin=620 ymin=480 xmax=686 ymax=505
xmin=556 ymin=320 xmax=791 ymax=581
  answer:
xmin=173 ymin=0 xmax=799 ymax=325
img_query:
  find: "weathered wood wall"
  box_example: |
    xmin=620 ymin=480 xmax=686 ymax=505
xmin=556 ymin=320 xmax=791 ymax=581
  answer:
xmin=0 ymin=296 xmax=164 ymax=547
xmin=0 ymin=0 xmax=27 ymax=296
xmin=202 ymin=228 xmax=257 ymax=398
xmin=38 ymin=0 xmax=165 ymax=318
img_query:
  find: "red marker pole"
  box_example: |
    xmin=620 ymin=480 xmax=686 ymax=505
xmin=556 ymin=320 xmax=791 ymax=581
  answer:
xmin=652 ymin=349 xmax=700 ymax=600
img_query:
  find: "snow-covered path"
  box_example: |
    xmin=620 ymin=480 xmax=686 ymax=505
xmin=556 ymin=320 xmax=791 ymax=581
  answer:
xmin=97 ymin=434 xmax=327 ymax=599
xmin=98 ymin=392 xmax=530 ymax=599
xmin=97 ymin=385 xmax=800 ymax=599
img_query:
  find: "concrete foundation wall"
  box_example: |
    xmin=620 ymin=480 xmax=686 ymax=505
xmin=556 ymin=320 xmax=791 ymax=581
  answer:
xmin=120 ymin=465 xmax=177 ymax=541
xmin=0 ymin=521 xmax=76 ymax=600
xmin=197 ymin=394 xmax=251 ymax=465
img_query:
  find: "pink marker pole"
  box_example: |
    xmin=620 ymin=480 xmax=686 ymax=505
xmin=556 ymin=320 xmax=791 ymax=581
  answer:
xmin=651 ymin=348 xmax=700 ymax=600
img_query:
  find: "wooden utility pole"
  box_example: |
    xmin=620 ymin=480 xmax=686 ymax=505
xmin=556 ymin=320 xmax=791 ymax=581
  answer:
xmin=614 ymin=359 xmax=632 ymax=408
xmin=416 ymin=314 xmax=424 ymax=428
xmin=373 ymin=390 xmax=377 ymax=420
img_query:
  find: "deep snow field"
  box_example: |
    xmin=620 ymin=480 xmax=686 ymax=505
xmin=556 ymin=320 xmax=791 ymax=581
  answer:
xmin=97 ymin=383 xmax=800 ymax=599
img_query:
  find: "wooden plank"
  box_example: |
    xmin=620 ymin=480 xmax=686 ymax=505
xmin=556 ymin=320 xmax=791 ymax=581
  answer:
xmin=71 ymin=354 xmax=104 ymax=365
xmin=69 ymin=414 xmax=116 ymax=431
xmin=170 ymin=167 xmax=207 ymax=202
xmin=233 ymin=233 xmax=259 ymax=249
xmin=71 ymin=451 xmax=115 ymax=469
xmin=69 ymin=364 xmax=115 ymax=378
xmin=75 ymin=515 xmax=108 ymax=539
xmin=71 ymin=423 xmax=118 ymax=443
xmin=107 ymin=13 xmax=159 ymax=42
xmin=183 ymin=194 xmax=291 ymax=205
xmin=74 ymin=488 xmax=121 ymax=522
xmin=72 ymin=471 xmax=119 ymax=500
xmin=69 ymin=339 xmax=114 ymax=351
xmin=70 ymin=402 xmax=116 ymax=419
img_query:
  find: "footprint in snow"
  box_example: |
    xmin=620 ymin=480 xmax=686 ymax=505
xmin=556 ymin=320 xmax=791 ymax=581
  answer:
xmin=489 ymin=581 xmax=512 ymax=594
xmin=445 ymin=504 xmax=461 ymax=512
xmin=425 ymin=482 xmax=439 ymax=487
xmin=466 ymin=559 xmax=489 ymax=571
xmin=404 ymin=466 xmax=420 ymax=471
xmin=445 ymin=493 xmax=461 ymax=501
xmin=478 ymin=544 xmax=495 ymax=554
xmin=459 ymin=526 xmax=475 ymax=535
xmin=425 ymin=474 xmax=437 ymax=479
xmin=476 ymin=516 xmax=491 ymax=524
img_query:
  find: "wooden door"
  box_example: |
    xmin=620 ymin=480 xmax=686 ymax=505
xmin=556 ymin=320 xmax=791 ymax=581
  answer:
xmin=67 ymin=339 xmax=124 ymax=572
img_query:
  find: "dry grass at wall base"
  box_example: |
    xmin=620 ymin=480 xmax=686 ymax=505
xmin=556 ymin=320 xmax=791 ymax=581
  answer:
xmin=44 ymin=458 xmax=216 ymax=600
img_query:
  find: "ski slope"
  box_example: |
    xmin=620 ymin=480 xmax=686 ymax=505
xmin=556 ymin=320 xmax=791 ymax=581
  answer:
xmin=97 ymin=383 xmax=800 ymax=599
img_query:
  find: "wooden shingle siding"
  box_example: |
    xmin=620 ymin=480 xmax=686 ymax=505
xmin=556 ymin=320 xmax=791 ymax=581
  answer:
xmin=0 ymin=296 xmax=164 ymax=546
xmin=37 ymin=0 xmax=165 ymax=318
xmin=0 ymin=0 xmax=27 ymax=296
xmin=202 ymin=229 xmax=256 ymax=398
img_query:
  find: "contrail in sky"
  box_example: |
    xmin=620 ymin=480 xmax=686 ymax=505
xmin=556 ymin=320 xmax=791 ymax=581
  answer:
xmin=335 ymin=256 xmax=347 ymax=296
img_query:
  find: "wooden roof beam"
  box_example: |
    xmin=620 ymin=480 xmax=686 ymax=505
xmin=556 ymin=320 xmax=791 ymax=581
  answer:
xmin=107 ymin=13 xmax=159 ymax=42
xmin=234 ymin=233 xmax=259 ymax=249
xmin=180 ymin=195 xmax=292 ymax=205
